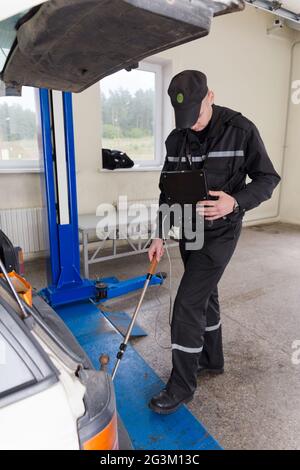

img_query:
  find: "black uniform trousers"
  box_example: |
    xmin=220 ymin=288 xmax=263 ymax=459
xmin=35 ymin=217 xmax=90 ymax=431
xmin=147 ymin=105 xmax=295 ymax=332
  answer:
xmin=167 ymin=217 xmax=243 ymax=399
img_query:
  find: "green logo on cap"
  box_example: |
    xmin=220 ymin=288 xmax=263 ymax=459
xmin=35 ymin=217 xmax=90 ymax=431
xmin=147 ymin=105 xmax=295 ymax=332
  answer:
xmin=176 ymin=92 xmax=184 ymax=104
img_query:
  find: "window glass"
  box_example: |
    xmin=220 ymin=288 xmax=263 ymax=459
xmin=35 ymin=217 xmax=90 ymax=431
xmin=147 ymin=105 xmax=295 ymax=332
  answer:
xmin=101 ymin=67 xmax=156 ymax=163
xmin=0 ymin=87 xmax=40 ymax=165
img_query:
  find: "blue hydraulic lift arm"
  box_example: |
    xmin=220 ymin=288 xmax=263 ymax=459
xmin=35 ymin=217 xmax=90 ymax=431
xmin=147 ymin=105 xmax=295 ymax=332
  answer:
xmin=39 ymin=88 xmax=61 ymax=286
xmin=62 ymin=91 xmax=81 ymax=273
xmin=39 ymin=89 xmax=96 ymax=305
xmin=38 ymin=89 xmax=163 ymax=308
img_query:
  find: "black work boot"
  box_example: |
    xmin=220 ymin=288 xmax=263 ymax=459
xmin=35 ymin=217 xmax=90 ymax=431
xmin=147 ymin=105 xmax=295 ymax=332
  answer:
xmin=149 ymin=388 xmax=193 ymax=415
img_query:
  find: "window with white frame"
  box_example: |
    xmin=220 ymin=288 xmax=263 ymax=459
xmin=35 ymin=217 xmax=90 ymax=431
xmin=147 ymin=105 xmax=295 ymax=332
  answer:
xmin=0 ymin=86 xmax=42 ymax=172
xmin=100 ymin=61 xmax=163 ymax=168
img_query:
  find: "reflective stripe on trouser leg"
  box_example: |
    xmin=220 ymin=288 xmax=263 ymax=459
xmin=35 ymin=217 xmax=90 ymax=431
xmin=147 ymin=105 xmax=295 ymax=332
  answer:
xmin=205 ymin=320 xmax=221 ymax=332
xmin=200 ymin=287 xmax=224 ymax=370
xmin=172 ymin=344 xmax=203 ymax=353
xmin=168 ymin=222 xmax=242 ymax=399
xmin=168 ymin=266 xmax=226 ymax=399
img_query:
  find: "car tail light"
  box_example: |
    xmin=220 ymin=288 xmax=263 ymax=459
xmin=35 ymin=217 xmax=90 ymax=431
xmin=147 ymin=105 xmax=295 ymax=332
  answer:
xmin=83 ymin=412 xmax=118 ymax=450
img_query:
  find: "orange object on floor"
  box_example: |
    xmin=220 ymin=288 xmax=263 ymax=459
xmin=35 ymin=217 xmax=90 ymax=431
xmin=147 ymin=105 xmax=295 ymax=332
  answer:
xmin=0 ymin=271 xmax=32 ymax=307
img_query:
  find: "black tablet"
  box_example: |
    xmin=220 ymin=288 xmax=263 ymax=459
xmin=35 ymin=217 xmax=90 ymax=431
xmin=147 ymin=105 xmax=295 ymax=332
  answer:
xmin=161 ymin=169 xmax=209 ymax=206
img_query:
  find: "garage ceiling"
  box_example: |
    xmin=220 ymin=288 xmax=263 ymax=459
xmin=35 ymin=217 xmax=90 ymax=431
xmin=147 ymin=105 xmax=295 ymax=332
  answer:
xmin=246 ymin=0 xmax=300 ymax=23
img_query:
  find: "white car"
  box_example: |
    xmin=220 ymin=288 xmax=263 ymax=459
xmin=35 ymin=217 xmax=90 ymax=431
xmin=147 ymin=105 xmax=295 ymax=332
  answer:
xmin=0 ymin=278 xmax=131 ymax=450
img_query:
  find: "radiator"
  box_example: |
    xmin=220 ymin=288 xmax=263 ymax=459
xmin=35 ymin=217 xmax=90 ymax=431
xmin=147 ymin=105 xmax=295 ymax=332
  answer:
xmin=0 ymin=207 xmax=47 ymax=254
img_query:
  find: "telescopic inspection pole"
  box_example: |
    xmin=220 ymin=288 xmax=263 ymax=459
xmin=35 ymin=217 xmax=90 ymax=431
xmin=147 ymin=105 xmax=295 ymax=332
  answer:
xmin=111 ymin=257 xmax=159 ymax=381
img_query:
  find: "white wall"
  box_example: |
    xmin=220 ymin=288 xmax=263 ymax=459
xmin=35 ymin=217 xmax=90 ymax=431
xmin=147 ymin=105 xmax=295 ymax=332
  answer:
xmin=0 ymin=173 xmax=43 ymax=210
xmin=279 ymin=41 xmax=300 ymax=224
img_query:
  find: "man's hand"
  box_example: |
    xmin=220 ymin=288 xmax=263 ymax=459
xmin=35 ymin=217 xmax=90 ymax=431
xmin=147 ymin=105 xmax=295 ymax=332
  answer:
xmin=148 ymin=238 xmax=164 ymax=262
xmin=197 ymin=190 xmax=235 ymax=221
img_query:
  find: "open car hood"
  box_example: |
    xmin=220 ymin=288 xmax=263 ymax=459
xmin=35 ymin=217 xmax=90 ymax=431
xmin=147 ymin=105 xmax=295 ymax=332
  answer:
xmin=0 ymin=0 xmax=244 ymax=93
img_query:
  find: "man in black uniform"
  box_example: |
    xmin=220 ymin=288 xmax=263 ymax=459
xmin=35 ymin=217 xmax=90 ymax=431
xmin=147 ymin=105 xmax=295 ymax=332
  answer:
xmin=148 ymin=70 xmax=281 ymax=415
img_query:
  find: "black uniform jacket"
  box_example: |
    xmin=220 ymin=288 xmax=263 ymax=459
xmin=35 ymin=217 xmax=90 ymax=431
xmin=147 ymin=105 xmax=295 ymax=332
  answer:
xmin=157 ymin=103 xmax=281 ymax=235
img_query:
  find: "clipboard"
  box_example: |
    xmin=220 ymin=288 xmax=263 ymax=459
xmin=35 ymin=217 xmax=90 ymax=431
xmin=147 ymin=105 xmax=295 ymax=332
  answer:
xmin=161 ymin=169 xmax=209 ymax=206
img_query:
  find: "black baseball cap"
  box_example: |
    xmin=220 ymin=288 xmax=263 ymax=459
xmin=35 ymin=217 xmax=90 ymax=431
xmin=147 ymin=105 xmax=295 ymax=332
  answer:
xmin=168 ymin=70 xmax=208 ymax=129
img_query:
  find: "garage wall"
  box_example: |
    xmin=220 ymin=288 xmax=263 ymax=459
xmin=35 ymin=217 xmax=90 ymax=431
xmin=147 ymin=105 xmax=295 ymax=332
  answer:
xmin=0 ymin=173 xmax=43 ymax=209
xmin=279 ymin=41 xmax=300 ymax=224
xmin=73 ymin=5 xmax=292 ymax=222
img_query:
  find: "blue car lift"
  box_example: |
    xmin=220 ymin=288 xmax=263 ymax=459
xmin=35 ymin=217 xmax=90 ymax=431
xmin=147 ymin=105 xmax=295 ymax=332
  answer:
xmin=38 ymin=88 xmax=162 ymax=307
xmin=38 ymin=89 xmax=221 ymax=450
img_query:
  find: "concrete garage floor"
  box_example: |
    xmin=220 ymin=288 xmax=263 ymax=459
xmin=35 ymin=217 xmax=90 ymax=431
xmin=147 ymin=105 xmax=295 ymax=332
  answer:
xmin=25 ymin=222 xmax=300 ymax=450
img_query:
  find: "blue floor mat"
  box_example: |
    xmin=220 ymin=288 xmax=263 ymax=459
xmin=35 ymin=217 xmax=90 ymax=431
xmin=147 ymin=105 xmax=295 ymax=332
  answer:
xmin=56 ymin=300 xmax=222 ymax=451
xmin=102 ymin=310 xmax=147 ymax=337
